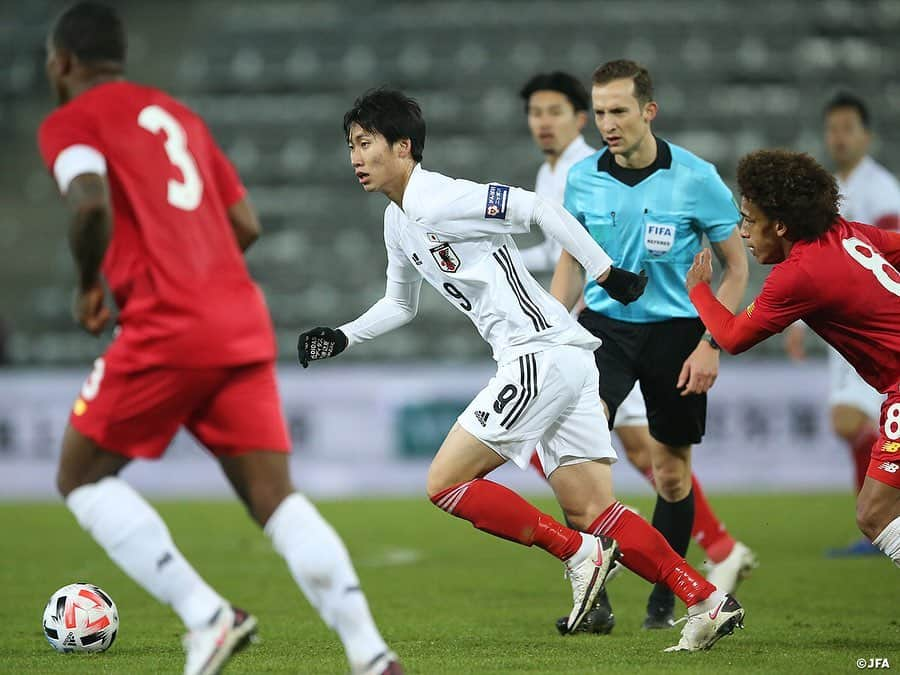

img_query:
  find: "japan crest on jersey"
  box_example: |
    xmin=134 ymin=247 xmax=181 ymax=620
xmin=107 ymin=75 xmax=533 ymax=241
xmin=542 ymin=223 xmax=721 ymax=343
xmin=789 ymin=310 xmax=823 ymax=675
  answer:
xmin=430 ymin=243 xmax=460 ymax=273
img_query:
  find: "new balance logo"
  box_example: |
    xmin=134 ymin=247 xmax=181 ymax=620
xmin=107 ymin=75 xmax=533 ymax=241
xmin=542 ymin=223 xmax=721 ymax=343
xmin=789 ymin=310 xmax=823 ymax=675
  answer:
xmin=878 ymin=461 xmax=899 ymax=474
xmin=474 ymin=410 xmax=490 ymax=427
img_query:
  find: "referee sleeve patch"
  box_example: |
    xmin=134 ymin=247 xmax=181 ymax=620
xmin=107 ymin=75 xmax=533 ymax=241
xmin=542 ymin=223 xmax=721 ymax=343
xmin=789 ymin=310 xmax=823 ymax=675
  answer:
xmin=485 ymin=184 xmax=510 ymax=220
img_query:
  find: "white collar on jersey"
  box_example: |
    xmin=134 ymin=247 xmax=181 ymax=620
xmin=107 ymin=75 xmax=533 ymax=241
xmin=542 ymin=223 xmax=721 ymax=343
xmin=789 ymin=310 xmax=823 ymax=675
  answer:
xmin=544 ymin=135 xmax=593 ymax=174
xmin=400 ymin=163 xmax=426 ymax=213
xmin=842 ymin=155 xmax=876 ymax=183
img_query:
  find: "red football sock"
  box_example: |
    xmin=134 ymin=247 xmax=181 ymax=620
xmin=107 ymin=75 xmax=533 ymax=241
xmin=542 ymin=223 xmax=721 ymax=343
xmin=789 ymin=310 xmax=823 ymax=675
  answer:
xmin=431 ymin=479 xmax=582 ymax=560
xmin=641 ymin=467 xmax=736 ymax=563
xmin=590 ymin=502 xmax=715 ymax=608
xmin=850 ymin=426 xmax=879 ymax=493
xmin=690 ymin=474 xmax=736 ymax=563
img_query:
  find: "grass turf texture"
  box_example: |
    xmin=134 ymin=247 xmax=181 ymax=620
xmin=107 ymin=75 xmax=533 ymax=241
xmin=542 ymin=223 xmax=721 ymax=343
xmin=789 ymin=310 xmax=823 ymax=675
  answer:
xmin=2 ymin=493 xmax=898 ymax=674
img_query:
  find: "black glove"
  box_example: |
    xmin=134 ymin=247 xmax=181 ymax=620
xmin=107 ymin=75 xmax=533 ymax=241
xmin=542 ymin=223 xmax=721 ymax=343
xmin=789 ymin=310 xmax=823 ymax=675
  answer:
xmin=599 ymin=267 xmax=648 ymax=305
xmin=297 ymin=327 xmax=348 ymax=368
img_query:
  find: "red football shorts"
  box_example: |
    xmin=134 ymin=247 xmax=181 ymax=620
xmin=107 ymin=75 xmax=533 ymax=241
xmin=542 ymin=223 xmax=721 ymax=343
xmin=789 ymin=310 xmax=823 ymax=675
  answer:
xmin=868 ymin=385 xmax=900 ymax=489
xmin=69 ymin=356 xmax=290 ymax=459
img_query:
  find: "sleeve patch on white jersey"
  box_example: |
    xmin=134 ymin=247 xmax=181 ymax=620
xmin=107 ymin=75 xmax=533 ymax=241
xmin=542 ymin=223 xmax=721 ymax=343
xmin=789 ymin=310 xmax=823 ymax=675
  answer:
xmin=485 ymin=184 xmax=510 ymax=220
xmin=53 ymin=144 xmax=107 ymax=194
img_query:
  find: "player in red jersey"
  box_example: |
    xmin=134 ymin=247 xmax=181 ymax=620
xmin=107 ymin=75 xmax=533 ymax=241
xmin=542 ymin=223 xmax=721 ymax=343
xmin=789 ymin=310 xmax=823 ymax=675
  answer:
xmin=686 ymin=149 xmax=900 ymax=569
xmin=39 ymin=4 xmax=401 ymax=675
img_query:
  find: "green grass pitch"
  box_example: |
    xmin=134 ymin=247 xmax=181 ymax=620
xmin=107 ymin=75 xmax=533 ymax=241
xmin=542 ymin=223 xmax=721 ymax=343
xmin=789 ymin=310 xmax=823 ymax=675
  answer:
xmin=2 ymin=492 xmax=898 ymax=673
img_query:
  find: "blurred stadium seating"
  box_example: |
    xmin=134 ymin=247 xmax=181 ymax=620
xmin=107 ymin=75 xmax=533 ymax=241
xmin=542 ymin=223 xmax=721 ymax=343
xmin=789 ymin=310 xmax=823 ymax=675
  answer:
xmin=1 ymin=0 xmax=899 ymax=365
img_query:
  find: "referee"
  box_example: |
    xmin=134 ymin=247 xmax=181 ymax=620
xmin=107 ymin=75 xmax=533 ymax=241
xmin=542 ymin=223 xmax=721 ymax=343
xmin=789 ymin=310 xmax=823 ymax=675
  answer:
xmin=552 ymin=59 xmax=750 ymax=628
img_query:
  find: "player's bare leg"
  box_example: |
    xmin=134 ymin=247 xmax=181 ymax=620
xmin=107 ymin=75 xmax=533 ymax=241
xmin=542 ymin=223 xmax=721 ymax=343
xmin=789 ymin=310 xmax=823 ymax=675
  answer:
xmin=856 ymin=477 xmax=900 ymax=567
xmin=58 ymin=425 xmax=242 ymax=675
xmin=828 ymin=404 xmax=881 ymax=556
xmin=219 ymin=451 xmax=400 ymax=675
xmin=427 ymin=423 xmax=618 ymax=633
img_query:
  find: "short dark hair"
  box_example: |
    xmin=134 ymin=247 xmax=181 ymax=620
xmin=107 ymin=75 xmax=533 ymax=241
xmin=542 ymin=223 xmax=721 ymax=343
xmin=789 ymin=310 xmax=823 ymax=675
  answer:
xmin=824 ymin=91 xmax=870 ymax=129
xmin=342 ymin=88 xmax=426 ymax=163
xmin=52 ymin=2 xmax=126 ymax=65
xmin=592 ymin=59 xmax=653 ymax=105
xmin=519 ymin=71 xmax=590 ymax=113
xmin=737 ymin=149 xmax=840 ymax=241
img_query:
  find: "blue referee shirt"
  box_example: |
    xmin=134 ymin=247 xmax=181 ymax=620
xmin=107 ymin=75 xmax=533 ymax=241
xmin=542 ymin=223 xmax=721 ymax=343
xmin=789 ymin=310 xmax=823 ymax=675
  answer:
xmin=564 ymin=138 xmax=738 ymax=322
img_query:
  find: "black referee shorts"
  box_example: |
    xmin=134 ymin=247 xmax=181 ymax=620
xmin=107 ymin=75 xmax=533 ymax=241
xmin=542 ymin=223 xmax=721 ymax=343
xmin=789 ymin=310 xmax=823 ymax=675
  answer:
xmin=578 ymin=309 xmax=707 ymax=447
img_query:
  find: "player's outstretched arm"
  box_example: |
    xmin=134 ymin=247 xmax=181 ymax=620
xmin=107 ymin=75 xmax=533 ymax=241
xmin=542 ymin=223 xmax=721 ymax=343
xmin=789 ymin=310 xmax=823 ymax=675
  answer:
xmin=532 ymin=196 xmax=646 ymax=305
xmin=297 ymin=278 xmax=422 ymax=368
xmin=65 ymin=173 xmax=112 ymax=335
xmin=687 ymin=250 xmax=772 ymax=354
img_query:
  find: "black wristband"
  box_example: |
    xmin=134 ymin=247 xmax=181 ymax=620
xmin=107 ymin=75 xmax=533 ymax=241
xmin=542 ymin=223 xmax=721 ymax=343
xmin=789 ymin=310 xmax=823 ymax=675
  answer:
xmin=703 ymin=332 xmax=720 ymax=350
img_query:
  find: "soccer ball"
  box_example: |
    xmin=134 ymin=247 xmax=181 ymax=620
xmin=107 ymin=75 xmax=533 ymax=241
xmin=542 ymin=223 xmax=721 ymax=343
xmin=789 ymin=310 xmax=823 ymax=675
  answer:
xmin=42 ymin=583 xmax=119 ymax=653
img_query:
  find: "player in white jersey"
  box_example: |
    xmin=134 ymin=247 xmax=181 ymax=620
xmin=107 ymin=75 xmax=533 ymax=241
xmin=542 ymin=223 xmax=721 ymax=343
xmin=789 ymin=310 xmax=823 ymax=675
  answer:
xmin=784 ymin=93 xmax=900 ymax=557
xmin=297 ymin=89 xmax=745 ymax=652
xmin=517 ymin=72 xmax=753 ymax=634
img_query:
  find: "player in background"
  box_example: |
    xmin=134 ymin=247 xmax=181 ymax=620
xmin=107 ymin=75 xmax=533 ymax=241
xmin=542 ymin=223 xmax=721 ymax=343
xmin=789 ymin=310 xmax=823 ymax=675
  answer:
xmin=298 ymin=88 xmax=746 ymax=653
xmin=687 ymin=148 xmax=900 ymax=571
xmin=518 ymin=71 xmax=752 ymax=634
xmin=39 ymin=4 xmax=400 ymax=675
xmin=783 ymin=93 xmax=900 ymax=557
xmin=551 ymin=60 xmax=754 ymax=629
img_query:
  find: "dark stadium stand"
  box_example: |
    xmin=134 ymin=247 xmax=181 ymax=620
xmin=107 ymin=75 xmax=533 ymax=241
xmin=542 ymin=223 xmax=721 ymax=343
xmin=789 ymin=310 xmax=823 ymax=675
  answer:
xmin=2 ymin=0 xmax=899 ymax=364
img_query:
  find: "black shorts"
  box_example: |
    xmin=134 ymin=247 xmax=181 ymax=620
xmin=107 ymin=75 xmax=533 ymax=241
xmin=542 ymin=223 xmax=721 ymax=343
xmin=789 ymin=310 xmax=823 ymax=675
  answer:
xmin=578 ymin=309 xmax=707 ymax=446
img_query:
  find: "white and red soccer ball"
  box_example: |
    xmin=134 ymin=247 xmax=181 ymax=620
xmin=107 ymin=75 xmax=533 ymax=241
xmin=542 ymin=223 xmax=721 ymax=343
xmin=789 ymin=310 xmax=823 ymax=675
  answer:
xmin=42 ymin=583 xmax=119 ymax=653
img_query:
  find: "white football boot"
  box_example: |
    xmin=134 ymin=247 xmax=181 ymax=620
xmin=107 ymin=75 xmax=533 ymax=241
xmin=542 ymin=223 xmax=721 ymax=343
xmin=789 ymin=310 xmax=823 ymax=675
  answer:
xmin=358 ymin=650 xmax=404 ymax=675
xmin=183 ymin=605 xmax=258 ymax=675
xmin=564 ymin=534 xmax=619 ymax=633
xmin=664 ymin=594 xmax=744 ymax=652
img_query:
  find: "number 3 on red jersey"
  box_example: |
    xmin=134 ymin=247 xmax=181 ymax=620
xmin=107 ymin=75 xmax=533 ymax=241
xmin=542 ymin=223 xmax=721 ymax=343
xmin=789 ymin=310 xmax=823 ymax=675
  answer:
xmin=137 ymin=105 xmax=203 ymax=211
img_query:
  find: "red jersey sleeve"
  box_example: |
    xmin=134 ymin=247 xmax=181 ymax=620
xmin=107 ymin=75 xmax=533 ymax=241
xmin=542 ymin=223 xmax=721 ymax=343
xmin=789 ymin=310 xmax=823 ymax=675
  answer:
xmin=37 ymin=105 xmax=103 ymax=172
xmin=208 ymin=136 xmax=246 ymax=208
xmin=745 ymin=261 xmax=818 ymax=334
xmin=853 ymin=222 xmax=900 ymax=269
xmin=689 ymin=283 xmax=773 ymax=353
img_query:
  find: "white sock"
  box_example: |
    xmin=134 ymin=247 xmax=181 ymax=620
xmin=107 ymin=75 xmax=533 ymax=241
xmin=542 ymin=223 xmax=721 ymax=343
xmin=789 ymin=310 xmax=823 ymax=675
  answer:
xmin=872 ymin=515 xmax=900 ymax=568
xmin=566 ymin=533 xmax=596 ymax=566
xmin=265 ymin=493 xmax=388 ymax=672
xmin=689 ymin=589 xmax=725 ymax=616
xmin=66 ymin=476 xmax=225 ymax=630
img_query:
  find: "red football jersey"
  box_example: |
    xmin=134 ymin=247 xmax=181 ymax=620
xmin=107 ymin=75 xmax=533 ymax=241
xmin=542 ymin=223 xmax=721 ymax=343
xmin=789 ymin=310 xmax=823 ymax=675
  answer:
xmin=38 ymin=81 xmax=275 ymax=369
xmin=747 ymin=218 xmax=900 ymax=392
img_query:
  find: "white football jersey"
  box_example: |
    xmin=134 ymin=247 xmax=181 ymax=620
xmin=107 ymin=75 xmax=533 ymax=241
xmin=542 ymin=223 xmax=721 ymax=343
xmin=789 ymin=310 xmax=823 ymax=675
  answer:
xmin=837 ymin=155 xmax=900 ymax=230
xmin=535 ymin=134 xmax=595 ymax=203
xmin=384 ymin=165 xmax=602 ymax=364
xmin=522 ymin=135 xmax=596 ymax=272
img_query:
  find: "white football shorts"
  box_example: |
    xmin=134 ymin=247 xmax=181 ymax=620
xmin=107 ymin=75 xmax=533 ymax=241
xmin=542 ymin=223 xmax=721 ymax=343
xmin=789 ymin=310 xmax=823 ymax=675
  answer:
xmin=827 ymin=346 xmax=885 ymax=421
xmin=457 ymin=344 xmax=618 ymax=476
xmin=612 ymin=382 xmax=648 ymax=429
